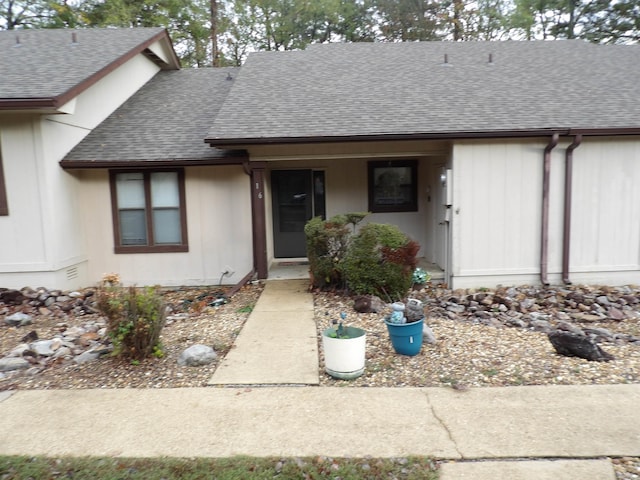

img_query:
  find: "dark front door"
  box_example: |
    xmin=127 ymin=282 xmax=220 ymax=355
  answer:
xmin=272 ymin=169 xmax=325 ymax=258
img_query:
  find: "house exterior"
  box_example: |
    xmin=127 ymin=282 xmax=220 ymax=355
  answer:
xmin=1 ymin=29 xmax=639 ymax=290
xmin=205 ymin=41 xmax=640 ymax=289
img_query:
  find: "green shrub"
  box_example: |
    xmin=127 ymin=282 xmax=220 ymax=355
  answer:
xmin=343 ymin=223 xmax=419 ymax=300
xmin=305 ymin=215 xmax=419 ymax=300
xmin=305 ymin=215 xmax=351 ymax=289
xmin=97 ymin=281 xmax=166 ymax=360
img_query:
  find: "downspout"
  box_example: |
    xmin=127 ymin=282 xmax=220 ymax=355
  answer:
xmin=540 ymin=133 xmax=559 ymax=286
xmin=562 ymin=134 xmax=582 ymax=285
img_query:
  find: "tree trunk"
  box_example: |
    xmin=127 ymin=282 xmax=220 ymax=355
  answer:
xmin=210 ymin=0 xmax=218 ymax=67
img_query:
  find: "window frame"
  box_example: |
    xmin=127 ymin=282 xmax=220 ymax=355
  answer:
xmin=367 ymin=160 xmax=418 ymax=213
xmin=0 ymin=142 xmax=8 ymax=216
xmin=109 ymin=169 xmax=188 ymax=253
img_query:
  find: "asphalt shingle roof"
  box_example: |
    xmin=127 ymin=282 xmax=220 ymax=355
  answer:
xmin=0 ymin=27 xmax=175 ymax=107
xmin=63 ymin=67 xmax=241 ymax=164
xmin=206 ymin=40 xmax=640 ymax=143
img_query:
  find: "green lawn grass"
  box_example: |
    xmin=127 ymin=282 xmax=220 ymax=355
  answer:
xmin=0 ymin=455 xmax=438 ymax=479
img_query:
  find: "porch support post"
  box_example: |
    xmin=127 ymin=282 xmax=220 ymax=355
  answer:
xmin=250 ymin=163 xmax=268 ymax=279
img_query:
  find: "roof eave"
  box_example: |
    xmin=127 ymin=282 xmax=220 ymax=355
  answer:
xmin=205 ymin=127 xmax=640 ymax=147
xmin=1 ymin=29 xmax=180 ymax=113
xmin=0 ymin=97 xmax=58 ymax=111
xmin=59 ymin=153 xmax=249 ymax=170
xmin=53 ymin=29 xmax=180 ymax=109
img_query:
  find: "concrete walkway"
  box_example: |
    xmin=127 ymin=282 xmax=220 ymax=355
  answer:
xmin=208 ymin=279 xmax=318 ymax=385
xmin=1 ymin=279 xmax=638 ymax=479
xmin=0 ymin=384 xmax=638 ymax=478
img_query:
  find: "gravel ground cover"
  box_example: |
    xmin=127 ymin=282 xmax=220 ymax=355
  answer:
xmin=314 ymin=285 xmax=640 ymax=389
xmin=1 ymin=280 xmax=639 ymax=478
xmin=0 ymin=284 xmax=264 ymax=390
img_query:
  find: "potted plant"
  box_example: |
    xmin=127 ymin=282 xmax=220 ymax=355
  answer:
xmin=384 ymin=298 xmax=425 ymax=356
xmin=322 ymin=312 xmax=366 ymax=380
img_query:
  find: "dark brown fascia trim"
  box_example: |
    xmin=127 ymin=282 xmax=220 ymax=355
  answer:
xmin=53 ymin=29 xmax=179 ymax=109
xmin=205 ymin=127 xmax=640 ymax=146
xmin=567 ymin=127 xmax=640 ymax=136
xmin=0 ymin=29 xmax=179 ymax=111
xmin=59 ymin=155 xmax=249 ymax=170
xmin=0 ymin=98 xmax=58 ymax=110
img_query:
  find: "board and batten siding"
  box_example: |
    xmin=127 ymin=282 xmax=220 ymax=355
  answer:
xmin=450 ymin=138 xmax=640 ymax=289
xmin=568 ymin=137 xmax=640 ymax=284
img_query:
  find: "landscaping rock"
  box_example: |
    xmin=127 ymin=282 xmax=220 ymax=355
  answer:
xmin=73 ymin=351 xmax=101 ymax=364
xmin=0 ymin=357 xmax=31 ymax=372
xmin=423 ymin=325 xmax=437 ymax=344
xmin=178 ymin=344 xmax=217 ymax=366
xmin=0 ymin=289 xmax=25 ymax=305
xmin=30 ymin=339 xmax=59 ymax=356
xmin=608 ymin=307 xmax=625 ymax=321
xmin=4 ymin=312 xmax=33 ymax=327
xmin=1 ymin=287 xmax=112 ymax=378
xmin=353 ymin=295 xmax=386 ymax=314
xmin=547 ymin=330 xmax=615 ymax=362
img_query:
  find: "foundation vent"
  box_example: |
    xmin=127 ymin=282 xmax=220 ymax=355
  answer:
xmin=66 ymin=266 xmax=79 ymax=281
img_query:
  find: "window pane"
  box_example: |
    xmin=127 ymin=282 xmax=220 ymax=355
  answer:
xmin=368 ymin=161 xmax=417 ymax=213
xmin=120 ymin=209 xmax=147 ymax=245
xmin=116 ymin=173 xmax=145 ymax=209
xmin=153 ymin=208 xmax=181 ymax=244
xmin=151 ymin=172 xmax=179 ymax=208
xmin=374 ymin=167 xmax=412 ymax=205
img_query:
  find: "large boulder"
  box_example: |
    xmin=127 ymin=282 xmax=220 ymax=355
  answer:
xmin=178 ymin=344 xmax=217 ymax=367
xmin=547 ymin=330 xmax=614 ymax=362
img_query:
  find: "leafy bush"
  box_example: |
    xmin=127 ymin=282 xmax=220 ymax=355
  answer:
xmin=305 ymin=214 xmax=419 ymax=300
xmin=96 ymin=278 xmax=166 ymax=360
xmin=343 ymin=223 xmax=419 ymax=300
xmin=305 ymin=215 xmax=351 ymax=289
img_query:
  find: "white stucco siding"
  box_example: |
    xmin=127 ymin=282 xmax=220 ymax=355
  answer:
xmin=569 ymin=138 xmax=640 ymax=278
xmin=78 ymin=166 xmax=253 ymax=287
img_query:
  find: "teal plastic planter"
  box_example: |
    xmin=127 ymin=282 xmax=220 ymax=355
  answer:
xmin=384 ymin=318 xmax=424 ymax=356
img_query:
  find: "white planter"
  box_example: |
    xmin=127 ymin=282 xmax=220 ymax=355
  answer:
xmin=322 ymin=327 xmax=366 ymax=380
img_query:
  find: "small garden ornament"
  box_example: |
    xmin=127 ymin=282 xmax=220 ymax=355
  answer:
xmin=412 ymin=268 xmax=431 ymax=286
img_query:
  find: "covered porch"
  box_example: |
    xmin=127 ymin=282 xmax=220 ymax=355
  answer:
xmin=244 ymin=139 xmax=453 ymax=285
